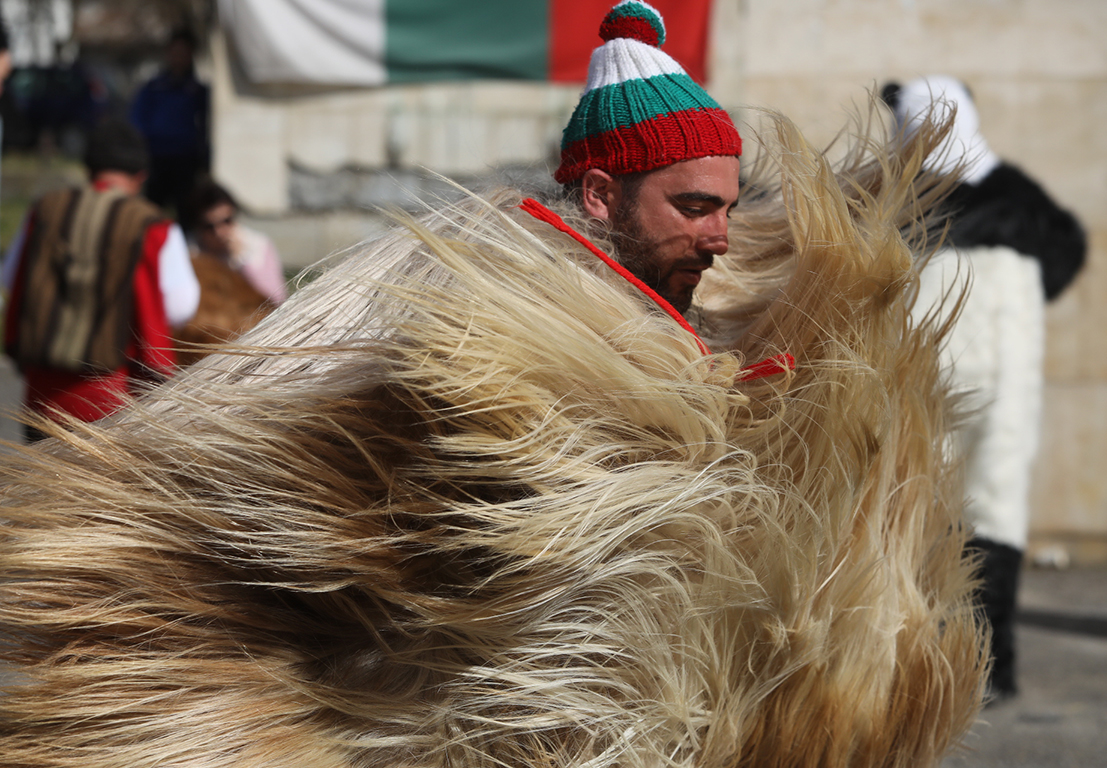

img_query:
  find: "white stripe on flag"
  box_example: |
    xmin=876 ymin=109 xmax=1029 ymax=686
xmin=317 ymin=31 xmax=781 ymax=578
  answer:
xmin=219 ymin=0 xmax=387 ymax=86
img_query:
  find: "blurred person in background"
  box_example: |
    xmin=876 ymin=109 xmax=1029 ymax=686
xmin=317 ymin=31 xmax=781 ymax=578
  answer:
xmin=2 ymin=117 xmax=199 ymax=441
xmin=886 ymin=75 xmax=1086 ymax=702
xmin=185 ymin=178 xmax=288 ymax=305
xmin=173 ymin=178 xmax=284 ymax=367
xmin=0 ymin=5 xmax=10 ymax=230
xmin=0 ymin=8 xmax=10 ymax=90
xmin=129 ymin=27 xmax=210 ymax=215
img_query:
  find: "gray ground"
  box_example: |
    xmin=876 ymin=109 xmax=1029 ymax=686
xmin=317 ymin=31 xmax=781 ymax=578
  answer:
xmin=944 ymin=568 xmax=1107 ymax=768
xmin=0 ymin=360 xmax=1104 ymax=764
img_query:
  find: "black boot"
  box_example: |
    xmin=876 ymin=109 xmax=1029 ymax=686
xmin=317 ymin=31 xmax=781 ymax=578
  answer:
xmin=966 ymin=537 xmax=1023 ymax=700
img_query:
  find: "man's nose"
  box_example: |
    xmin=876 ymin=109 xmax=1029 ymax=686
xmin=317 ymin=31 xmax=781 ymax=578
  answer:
xmin=698 ymin=213 xmax=730 ymax=255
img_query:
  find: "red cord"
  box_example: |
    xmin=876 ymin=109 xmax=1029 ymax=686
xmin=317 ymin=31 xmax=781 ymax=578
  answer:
xmin=518 ymin=198 xmax=795 ymax=381
xmin=736 ymin=353 xmax=796 ymax=381
xmin=519 ymin=198 xmax=710 ymax=354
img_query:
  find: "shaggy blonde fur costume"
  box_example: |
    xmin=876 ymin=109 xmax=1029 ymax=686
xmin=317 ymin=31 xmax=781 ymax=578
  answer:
xmin=0 ymin=110 xmax=985 ymax=767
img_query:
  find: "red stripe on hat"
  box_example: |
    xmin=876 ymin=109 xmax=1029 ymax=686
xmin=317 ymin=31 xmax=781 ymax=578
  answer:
xmin=600 ymin=15 xmax=661 ymax=47
xmin=555 ymin=107 xmax=741 ymax=184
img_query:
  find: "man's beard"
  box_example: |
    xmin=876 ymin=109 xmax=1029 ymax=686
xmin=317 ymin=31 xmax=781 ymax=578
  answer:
xmin=610 ymin=206 xmax=702 ymax=315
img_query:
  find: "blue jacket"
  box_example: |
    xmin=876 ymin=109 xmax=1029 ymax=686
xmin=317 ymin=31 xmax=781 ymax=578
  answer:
xmin=129 ymin=70 xmax=209 ymax=158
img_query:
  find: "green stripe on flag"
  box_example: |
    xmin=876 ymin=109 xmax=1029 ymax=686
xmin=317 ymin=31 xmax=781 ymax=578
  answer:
xmin=561 ymin=73 xmax=720 ymax=146
xmin=385 ymin=0 xmax=549 ymax=83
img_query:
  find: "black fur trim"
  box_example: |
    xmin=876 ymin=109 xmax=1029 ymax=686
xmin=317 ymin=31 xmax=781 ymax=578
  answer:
xmin=943 ymin=163 xmax=1086 ymax=301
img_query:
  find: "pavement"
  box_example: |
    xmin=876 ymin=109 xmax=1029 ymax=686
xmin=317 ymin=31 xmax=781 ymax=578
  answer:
xmin=943 ymin=566 xmax=1107 ymax=768
xmin=0 ymin=359 xmax=1104 ymax=765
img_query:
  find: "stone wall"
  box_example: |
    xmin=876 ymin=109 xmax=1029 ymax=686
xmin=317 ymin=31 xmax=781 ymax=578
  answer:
xmin=211 ymin=30 xmax=578 ymax=216
xmin=213 ymin=0 xmax=1107 ymax=563
xmin=727 ymin=0 xmax=1107 ymax=565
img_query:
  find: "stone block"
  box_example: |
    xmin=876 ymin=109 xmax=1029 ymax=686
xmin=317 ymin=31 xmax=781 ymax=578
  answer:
xmin=1043 ymin=230 xmax=1107 ymax=382
xmin=213 ymin=100 xmax=289 ymax=214
xmin=488 ymin=115 xmax=545 ymax=167
xmin=742 ymin=0 xmax=1105 ymax=79
xmin=288 ymin=165 xmax=356 ymax=211
xmin=741 ymin=77 xmax=877 ymax=149
xmin=238 ymin=213 xmax=324 ymax=272
xmin=1030 ymin=383 xmax=1107 ymax=538
xmin=974 ymin=80 xmax=1107 ymax=230
xmin=286 ymin=105 xmax=355 ymax=174
xmin=240 ymin=211 xmax=391 ymax=272
xmin=322 ymin=212 xmax=392 ymax=256
xmin=351 ymin=104 xmax=389 ymax=169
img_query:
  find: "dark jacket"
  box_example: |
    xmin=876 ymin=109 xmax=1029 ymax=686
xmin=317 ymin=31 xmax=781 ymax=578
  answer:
xmin=943 ymin=162 xmax=1086 ymax=301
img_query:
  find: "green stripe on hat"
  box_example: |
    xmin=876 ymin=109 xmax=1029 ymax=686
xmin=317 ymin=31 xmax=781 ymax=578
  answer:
xmin=561 ymin=72 xmax=722 ymax=147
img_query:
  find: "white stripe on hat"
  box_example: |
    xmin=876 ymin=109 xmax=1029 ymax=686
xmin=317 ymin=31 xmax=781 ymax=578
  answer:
xmin=583 ymin=38 xmax=684 ymax=93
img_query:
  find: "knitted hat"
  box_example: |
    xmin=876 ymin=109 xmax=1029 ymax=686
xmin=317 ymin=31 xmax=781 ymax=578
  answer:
xmin=554 ymin=1 xmax=741 ymax=185
xmin=889 ymin=76 xmax=1000 ymax=186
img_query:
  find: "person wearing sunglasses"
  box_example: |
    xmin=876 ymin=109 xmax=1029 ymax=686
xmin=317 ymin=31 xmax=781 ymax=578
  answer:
xmin=186 ymin=178 xmax=288 ymax=305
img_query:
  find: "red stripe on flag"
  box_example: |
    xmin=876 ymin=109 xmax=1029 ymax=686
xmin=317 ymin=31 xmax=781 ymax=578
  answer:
xmin=549 ymin=0 xmax=712 ymax=84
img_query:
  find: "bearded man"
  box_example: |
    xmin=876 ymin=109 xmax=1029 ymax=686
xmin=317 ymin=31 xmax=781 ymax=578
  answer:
xmin=547 ymin=0 xmax=742 ymax=317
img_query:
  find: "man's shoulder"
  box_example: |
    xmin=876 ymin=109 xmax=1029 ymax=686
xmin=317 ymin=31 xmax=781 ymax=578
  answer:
xmin=30 ymin=186 xmax=82 ymax=223
xmin=141 ymin=71 xmax=174 ymax=89
xmin=33 ymin=186 xmax=167 ymax=221
xmin=89 ymin=187 xmax=165 ymax=223
xmin=42 ymin=187 xmax=167 ymax=244
xmin=121 ymin=193 xmax=165 ymax=220
xmin=34 ymin=185 xmax=81 ymax=205
xmin=142 ymin=71 xmax=207 ymax=95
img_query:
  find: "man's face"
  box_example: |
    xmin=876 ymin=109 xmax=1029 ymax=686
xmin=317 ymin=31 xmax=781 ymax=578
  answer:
xmin=600 ymin=156 xmax=741 ymax=313
xmin=197 ymin=202 xmax=237 ymax=257
xmin=167 ymin=40 xmax=194 ymax=79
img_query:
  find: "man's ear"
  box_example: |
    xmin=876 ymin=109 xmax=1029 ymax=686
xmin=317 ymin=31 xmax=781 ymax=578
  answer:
xmin=580 ymin=168 xmax=620 ymax=222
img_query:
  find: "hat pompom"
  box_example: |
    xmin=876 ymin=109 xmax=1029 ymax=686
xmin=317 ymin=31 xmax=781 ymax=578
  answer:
xmin=599 ymin=1 xmax=666 ymax=47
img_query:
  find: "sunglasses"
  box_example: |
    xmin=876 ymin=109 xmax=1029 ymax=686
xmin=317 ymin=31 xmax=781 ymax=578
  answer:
xmin=201 ymin=214 xmax=235 ymax=231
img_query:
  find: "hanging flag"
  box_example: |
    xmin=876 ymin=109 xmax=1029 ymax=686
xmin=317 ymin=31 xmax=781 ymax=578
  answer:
xmin=548 ymin=0 xmax=709 ymax=83
xmin=218 ymin=0 xmax=712 ymax=86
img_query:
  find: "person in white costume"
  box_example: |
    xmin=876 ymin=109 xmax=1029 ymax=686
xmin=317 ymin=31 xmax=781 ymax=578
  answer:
xmin=887 ymin=75 xmax=1086 ymax=700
